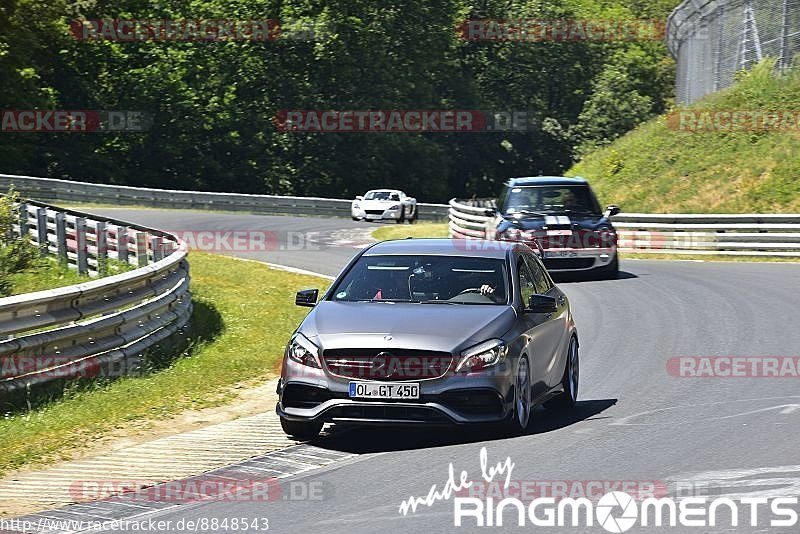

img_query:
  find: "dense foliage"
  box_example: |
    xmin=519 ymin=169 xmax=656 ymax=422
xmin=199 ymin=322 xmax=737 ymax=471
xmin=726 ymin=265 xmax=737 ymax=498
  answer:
xmin=1 ymin=0 xmax=676 ymax=202
xmin=0 ymin=190 xmax=39 ymax=295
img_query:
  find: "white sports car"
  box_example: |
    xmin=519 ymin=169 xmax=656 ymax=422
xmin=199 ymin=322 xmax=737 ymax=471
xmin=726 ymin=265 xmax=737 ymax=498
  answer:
xmin=351 ymin=189 xmax=417 ymax=224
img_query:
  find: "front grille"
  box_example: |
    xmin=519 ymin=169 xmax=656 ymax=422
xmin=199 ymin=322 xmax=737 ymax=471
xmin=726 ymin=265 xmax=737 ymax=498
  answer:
xmin=544 ymin=257 xmax=595 ymax=270
xmin=365 ymin=209 xmax=385 ymax=215
xmin=323 ymin=348 xmax=453 ymax=381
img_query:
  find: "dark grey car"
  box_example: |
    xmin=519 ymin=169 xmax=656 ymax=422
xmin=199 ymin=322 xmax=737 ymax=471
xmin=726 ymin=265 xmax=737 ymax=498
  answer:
xmin=276 ymin=238 xmax=579 ymax=439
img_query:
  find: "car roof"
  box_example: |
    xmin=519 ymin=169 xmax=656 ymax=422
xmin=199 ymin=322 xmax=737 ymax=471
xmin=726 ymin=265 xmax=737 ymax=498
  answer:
xmin=507 ymin=176 xmax=588 ymax=186
xmin=363 ymin=238 xmax=521 ymax=259
xmin=366 ymin=189 xmax=400 ymax=193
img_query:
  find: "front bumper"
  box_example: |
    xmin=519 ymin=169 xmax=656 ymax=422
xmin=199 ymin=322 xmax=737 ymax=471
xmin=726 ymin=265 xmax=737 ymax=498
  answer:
xmin=351 ymin=206 xmax=402 ymax=220
xmin=541 ymin=247 xmax=616 ymax=272
xmin=277 ymin=364 xmax=514 ymax=426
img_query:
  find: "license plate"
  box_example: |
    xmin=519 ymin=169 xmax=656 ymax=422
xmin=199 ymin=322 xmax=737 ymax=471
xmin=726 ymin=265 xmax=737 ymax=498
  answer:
xmin=547 ymin=229 xmax=573 ymax=236
xmin=545 ymin=250 xmax=578 ymax=258
xmin=349 ymin=382 xmax=420 ymax=399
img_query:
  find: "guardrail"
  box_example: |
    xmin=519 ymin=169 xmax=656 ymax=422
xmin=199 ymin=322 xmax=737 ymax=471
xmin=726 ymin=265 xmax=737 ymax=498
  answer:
xmin=1 ymin=200 xmax=191 ymax=405
xmin=0 ymin=174 xmax=450 ymax=221
xmin=449 ymin=198 xmax=800 ymax=257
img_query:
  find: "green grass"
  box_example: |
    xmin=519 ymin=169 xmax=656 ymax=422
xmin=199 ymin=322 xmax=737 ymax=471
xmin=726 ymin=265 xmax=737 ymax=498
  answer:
xmin=569 ymin=60 xmax=800 ymax=213
xmin=6 ymin=256 xmax=134 ymax=295
xmin=372 ymin=223 xmax=449 ymax=241
xmin=7 ymin=257 xmax=88 ymax=295
xmin=0 ymin=252 xmax=329 ymax=476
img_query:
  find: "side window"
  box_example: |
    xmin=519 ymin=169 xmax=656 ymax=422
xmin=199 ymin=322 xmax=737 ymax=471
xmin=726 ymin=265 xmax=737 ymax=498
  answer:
xmin=517 ymin=259 xmax=537 ymax=306
xmin=523 ymin=253 xmax=552 ymax=294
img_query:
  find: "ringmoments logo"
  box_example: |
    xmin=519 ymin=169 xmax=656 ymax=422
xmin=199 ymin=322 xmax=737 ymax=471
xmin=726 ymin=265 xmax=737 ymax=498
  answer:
xmin=397 ymin=447 xmax=800 ymax=530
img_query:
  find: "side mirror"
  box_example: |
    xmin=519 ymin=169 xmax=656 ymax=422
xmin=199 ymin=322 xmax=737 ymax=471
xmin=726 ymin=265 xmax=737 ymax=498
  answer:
xmin=526 ymin=294 xmax=557 ymax=313
xmin=605 ymin=204 xmax=621 ymax=217
xmin=355 ymin=195 xmax=364 ymax=201
xmin=295 ymin=288 xmax=319 ymax=307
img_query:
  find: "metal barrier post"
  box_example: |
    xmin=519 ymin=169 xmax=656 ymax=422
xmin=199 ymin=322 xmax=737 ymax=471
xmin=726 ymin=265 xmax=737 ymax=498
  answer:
xmin=96 ymin=221 xmax=108 ymax=275
xmin=135 ymin=231 xmax=148 ymax=267
xmin=75 ymin=217 xmax=89 ymax=274
xmin=36 ymin=207 xmax=48 ymax=256
xmin=55 ymin=212 xmax=67 ymax=264
xmin=116 ymin=226 xmax=129 ymax=263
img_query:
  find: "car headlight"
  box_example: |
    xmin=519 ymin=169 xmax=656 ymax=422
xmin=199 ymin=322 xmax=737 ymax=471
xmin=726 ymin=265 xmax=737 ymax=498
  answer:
xmin=455 ymin=339 xmax=508 ymax=373
xmin=498 ymin=227 xmax=521 ymax=241
xmin=287 ymin=332 xmax=322 ymax=368
xmin=598 ymin=226 xmax=617 ymax=246
xmin=389 ymin=204 xmax=401 ymax=210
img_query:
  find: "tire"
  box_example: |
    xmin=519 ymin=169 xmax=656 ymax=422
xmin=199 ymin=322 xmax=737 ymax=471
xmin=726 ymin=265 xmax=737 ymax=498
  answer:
xmin=352 ymin=217 xmax=360 ymax=221
xmin=545 ymin=337 xmax=579 ymax=410
xmin=409 ymin=207 xmax=418 ymax=224
xmin=504 ymin=356 xmax=532 ymax=434
xmin=280 ymin=417 xmax=323 ymax=440
xmin=396 ymin=206 xmax=405 ymax=224
xmin=594 ymin=255 xmax=618 ymax=280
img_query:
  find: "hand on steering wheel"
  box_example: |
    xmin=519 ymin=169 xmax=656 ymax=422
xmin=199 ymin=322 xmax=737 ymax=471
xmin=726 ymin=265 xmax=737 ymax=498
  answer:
xmin=457 ymin=285 xmax=495 ymax=296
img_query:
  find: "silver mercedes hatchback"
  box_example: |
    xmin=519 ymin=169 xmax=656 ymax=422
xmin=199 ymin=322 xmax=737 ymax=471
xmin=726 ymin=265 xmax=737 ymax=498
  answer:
xmin=276 ymin=238 xmax=579 ymax=439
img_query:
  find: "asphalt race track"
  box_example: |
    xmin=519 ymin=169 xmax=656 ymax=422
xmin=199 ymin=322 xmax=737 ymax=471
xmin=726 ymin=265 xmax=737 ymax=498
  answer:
xmin=35 ymin=209 xmax=800 ymax=533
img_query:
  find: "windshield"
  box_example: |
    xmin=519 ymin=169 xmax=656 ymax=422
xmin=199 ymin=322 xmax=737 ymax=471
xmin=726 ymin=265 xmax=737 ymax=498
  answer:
xmin=502 ymin=185 xmax=601 ymax=215
xmin=364 ymin=191 xmax=399 ymax=201
xmin=329 ymin=255 xmax=509 ymax=305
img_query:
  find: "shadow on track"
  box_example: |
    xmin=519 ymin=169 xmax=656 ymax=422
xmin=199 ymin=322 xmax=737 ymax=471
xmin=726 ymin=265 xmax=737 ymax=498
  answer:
xmin=311 ymin=398 xmax=617 ymax=454
xmin=552 ymin=271 xmax=638 ymax=284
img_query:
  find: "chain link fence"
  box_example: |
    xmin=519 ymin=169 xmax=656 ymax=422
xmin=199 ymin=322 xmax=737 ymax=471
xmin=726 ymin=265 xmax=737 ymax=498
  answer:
xmin=667 ymin=0 xmax=800 ymax=104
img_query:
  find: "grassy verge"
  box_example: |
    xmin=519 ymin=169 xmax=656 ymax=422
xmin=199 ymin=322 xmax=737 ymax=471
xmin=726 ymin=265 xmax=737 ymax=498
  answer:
xmin=6 ymin=256 xmax=134 ymax=295
xmin=569 ymin=61 xmax=800 ymax=213
xmin=7 ymin=257 xmax=88 ymax=295
xmin=0 ymin=252 xmax=329 ymax=475
xmin=372 ymin=222 xmax=449 ymax=240
xmin=620 ymin=252 xmax=800 ymax=263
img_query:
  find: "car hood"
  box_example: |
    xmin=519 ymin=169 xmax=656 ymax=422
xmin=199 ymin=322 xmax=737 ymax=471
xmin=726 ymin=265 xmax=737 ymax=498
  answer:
xmin=301 ymin=301 xmax=517 ymax=353
xmin=498 ymin=213 xmax=610 ymax=231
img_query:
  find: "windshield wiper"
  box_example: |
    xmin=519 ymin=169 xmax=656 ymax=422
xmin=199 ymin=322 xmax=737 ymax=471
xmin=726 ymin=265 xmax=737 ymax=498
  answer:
xmin=352 ymin=298 xmax=415 ymax=303
xmin=419 ymin=300 xmax=460 ymax=305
